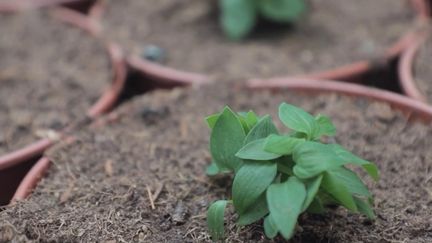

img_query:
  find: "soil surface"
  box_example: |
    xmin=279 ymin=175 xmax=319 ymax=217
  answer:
xmin=1 ymin=83 xmax=431 ymax=242
xmin=0 ymin=10 xmax=111 ymax=155
xmin=414 ymin=32 xmax=432 ymax=103
xmin=102 ymin=0 xmax=413 ymax=79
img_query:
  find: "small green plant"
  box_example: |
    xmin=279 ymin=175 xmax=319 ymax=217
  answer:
xmin=220 ymin=0 xmax=306 ymax=40
xmin=206 ymin=103 xmax=379 ymax=241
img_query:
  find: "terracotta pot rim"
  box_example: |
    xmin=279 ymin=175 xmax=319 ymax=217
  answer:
xmin=398 ymin=28 xmax=430 ymax=103
xmin=0 ymin=8 xmax=126 ymax=175
xmin=247 ymin=77 xmax=432 ymax=122
xmin=90 ymin=0 xmax=428 ymax=84
xmin=13 ymin=76 xmax=432 ymax=202
xmin=0 ymin=0 xmax=83 ymax=13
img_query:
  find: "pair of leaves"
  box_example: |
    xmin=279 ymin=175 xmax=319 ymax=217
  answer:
xmin=266 ymin=177 xmax=306 ymax=239
xmin=321 ymin=168 xmax=375 ymax=218
xmin=208 ymin=107 xmax=262 ymax=173
xmin=292 ymin=141 xmax=378 ymax=180
xmin=232 ymin=116 xmax=279 ymax=214
xmin=220 ymin=0 xmax=306 ymax=40
xmin=279 ymin=103 xmax=336 ymax=140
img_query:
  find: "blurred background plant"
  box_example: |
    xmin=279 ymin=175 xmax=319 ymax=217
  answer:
xmin=220 ymin=0 xmax=306 ymax=40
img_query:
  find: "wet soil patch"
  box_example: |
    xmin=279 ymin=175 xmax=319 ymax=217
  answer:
xmin=0 ymin=10 xmax=111 ymax=155
xmin=1 ymin=83 xmax=431 ymax=242
xmin=102 ymin=0 xmax=414 ymax=80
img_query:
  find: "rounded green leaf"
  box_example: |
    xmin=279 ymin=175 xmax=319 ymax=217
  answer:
xmin=292 ymin=141 xmax=346 ymax=179
xmin=205 ymin=113 xmax=221 ymax=130
xmin=210 ymin=107 xmax=246 ymax=171
xmin=237 ymin=193 xmax=269 ymax=226
xmin=244 ymin=115 xmax=279 ymax=145
xmin=259 ymin=0 xmax=306 ymax=22
xmin=207 ymin=200 xmax=228 ymax=241
xmin=220 ymin=0 xmax=257 ymax=40
xmin=313 ymin=114 xmax=336 ymax=139
xmin=328 ymin=144 xmax=379 ymax=181
xmin=236 ymin=139 xmax=281 ymax=161
xmin=301 ymin=175 xmax=323 ymax=212
xmin=233 ymin=161 xmax=277 ymax=214
xmin=264 ymin=134 xmax=304 ymax=155
xmin=321 ymin=171 xmax=357 ymax=212
xmin=267 ymin=177 xmax=306 ymax=239
xmin=354 ymin=196 xmax=376 ymax=219
xmin=264 ymin=215 xmax=278 ymax=239
xmin=278 ymin=103 xmax=318 ymax=139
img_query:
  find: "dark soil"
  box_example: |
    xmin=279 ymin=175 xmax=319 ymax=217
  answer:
xmin=414 ymin=31 xmax=432 ymax=103
xmin=102 ymin=0 xmax=413 ymax=80
xmin=0 ymin=10 xmax=111 ymax=155
xmin=1 ymin=83 xmax=431 ymax=242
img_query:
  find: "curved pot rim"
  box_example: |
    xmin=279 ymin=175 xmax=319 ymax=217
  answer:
xmin=398 ymin=28 xmax=430 ymax=103
xmin=0 ymin=0 xmax=83 ymax=13
xmin=0 ymin=8 xmax=126 ymax=176
xmin=247 ymin=77 xmax=432 ymax=122
xmin=90 ymin=0 xmax=428 ymax=84
xmin=12 ymin=76 xmax=432 ymax=202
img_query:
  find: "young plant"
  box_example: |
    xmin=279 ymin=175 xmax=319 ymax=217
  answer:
xmin=206 ymin=103 xmax=379 ymax=241
xmin=220 ymin=0 xmax=306 ymax=40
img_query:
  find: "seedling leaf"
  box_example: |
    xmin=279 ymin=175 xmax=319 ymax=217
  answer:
xmin=313 ymin=114 xmax=336 ymax=138
xmin=246 ymin=111 xmax=259 ymax=128
xmin=278 ymin=103 xmax=318 ymax=139
xmin=264 ymin=215 xmax=278 ymax=239
xmin=233 ymin=161 xmax=277 ymax=214
xmin=329 ymin=144 xmax=379 ymax=181
xmin=258 ymin=0 xmax=305 ymax=22
xmin=329 ymin=167 xmax=371 ymax=198
xmin=264 ymin=134 xmax=304 ymax=155
xmin=292 ymin=141 xmax=346 ymax=179
xmin=267 ymin=177 xmax=306 ymax=239
xmin=207 ymin=200 xmax=228 ymax=241
xmin=354 ymin=196 xmax=375 ymax=219
xmin=244 ymin=115 xmax=278 ymax=144
xmin=321 ymin=171 xmax=357 ymax=212
xmin=236 ymin=138 xmax=281 ymax=160
xmin=206 ymin=113 xmax=220 ymax=130
xmin=220 ymin=0 xmax=256 ymax=40
xmin=301 ymin=175 xmax=323 ymax=212
xmin=206 ymin=161 xmax=230 ymax=176
xmin=237 ymin=193 xmax=269 ymax=226
xmin=210 ymin=107 xmax=246 ymax=171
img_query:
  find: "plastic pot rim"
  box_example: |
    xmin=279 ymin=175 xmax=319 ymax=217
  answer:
xmin=398 ymin=27 xmax=431 ymax=103
xmin=0 ymin=7 xmax=126 ymax=178
xmin=89 ymin=0 xmax=428 ymax=84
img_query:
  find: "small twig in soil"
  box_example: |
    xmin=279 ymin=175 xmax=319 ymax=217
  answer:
xmin=146 ymin=185 xmax=155 ymax=210
xmin=152 ymin=183 xmax=164 ymax=202
xmin=104 ymin=159 xmax=114 ymax=176
xmin=59 ymin=182 xmax=74 ymax=203
xmin=190 ymin=213 xmax=206 ymax=220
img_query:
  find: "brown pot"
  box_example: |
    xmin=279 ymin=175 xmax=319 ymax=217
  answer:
xmin=11 ymin=77 xmax=432 ymax=203
xmin=0 ymin=0 xmax=86 ymax=13
xmin=0 ymin=7 xmax=127 ymax=205
xmin=88 ymin=0 xmax=429 ymax=85
xmin=398 ymin=26 xmax=431 ymax=102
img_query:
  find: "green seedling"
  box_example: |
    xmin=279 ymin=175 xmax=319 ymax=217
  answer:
xmin=206 ymin=103 xmax=379 ymax=241
xmin=220 ymin=0 xmax=306 ymax=40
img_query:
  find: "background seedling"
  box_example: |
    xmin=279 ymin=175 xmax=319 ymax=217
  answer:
xmin=206 ymin=103 xmax=379 ymax=241
xmin=220 ymin=0 xmax=306 ymax=40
